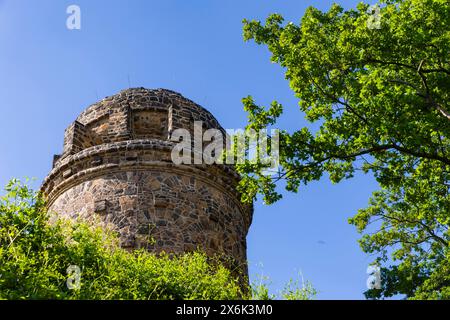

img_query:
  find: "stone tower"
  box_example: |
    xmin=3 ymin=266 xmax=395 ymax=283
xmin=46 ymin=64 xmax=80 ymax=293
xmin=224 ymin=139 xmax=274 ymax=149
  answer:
xmin=41 ymin=88 xmax=253 ymax=275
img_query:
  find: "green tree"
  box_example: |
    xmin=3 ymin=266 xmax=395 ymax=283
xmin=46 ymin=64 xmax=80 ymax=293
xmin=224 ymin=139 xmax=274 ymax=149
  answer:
xmin=238 ymin=0 xmax=449 ymax=299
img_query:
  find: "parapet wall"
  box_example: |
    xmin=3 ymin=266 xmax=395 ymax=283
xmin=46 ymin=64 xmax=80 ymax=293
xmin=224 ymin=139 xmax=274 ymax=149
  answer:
xmin=55 ymin=88 xmax=226 ymax=166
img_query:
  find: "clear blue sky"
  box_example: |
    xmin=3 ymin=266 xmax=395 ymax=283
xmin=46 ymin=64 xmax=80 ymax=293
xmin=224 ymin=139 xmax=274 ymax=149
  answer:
xmin=0 ymin=0 xmax=380 ymax=299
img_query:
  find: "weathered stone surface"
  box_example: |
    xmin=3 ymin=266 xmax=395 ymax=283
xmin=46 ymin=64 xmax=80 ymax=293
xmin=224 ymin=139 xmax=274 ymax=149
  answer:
xmin=42 ymin=88 xmax=253 ymax=278
xmin=94 ymin=199 xmax=107 ymax=213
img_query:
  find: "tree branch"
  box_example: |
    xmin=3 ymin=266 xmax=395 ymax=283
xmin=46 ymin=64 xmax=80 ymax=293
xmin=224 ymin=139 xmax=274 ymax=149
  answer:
xmin=379 ymin=213 xmax=448 ymax=247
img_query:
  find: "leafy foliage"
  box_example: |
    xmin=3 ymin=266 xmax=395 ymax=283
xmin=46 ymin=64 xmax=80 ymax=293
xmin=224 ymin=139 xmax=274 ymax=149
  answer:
xmin=0 ymin=179 xmax=244 ymax=299
xmin=251 ymin=272 xmax=317 ymax=300
xmin=239 ymin=0 xmax=449 ymax=299
xmin=0 ymin=179 xmax=316 ymax=300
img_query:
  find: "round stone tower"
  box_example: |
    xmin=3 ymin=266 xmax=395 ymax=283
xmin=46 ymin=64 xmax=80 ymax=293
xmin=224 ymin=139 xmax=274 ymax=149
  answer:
xmin=41 ymin=88 xmax=253 ymax=275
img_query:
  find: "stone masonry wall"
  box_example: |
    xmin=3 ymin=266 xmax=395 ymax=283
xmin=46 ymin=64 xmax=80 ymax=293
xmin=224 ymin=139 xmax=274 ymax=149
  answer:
xmin=50 ymin=170 xmax=248 ymax=266
xmin=42 ymin=88 xmax=253 ymax=277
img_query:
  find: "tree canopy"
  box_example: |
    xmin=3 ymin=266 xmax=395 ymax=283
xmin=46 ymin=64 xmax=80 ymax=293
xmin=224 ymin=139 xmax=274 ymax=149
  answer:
xmin=238 ymin=0 xmax=449 ymax=299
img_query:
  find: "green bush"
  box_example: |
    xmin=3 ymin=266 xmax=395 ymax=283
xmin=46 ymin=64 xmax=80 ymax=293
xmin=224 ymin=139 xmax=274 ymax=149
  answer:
xmin=0 ymin=179 xmax=244 ymax=300
xmin=0 ymin=179 xmax=315 ymax=300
